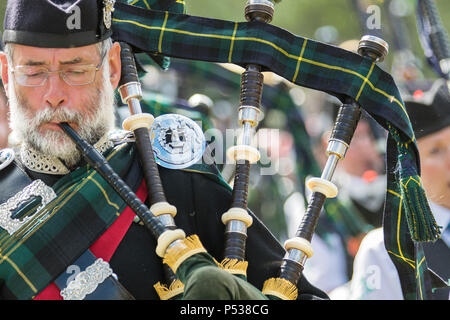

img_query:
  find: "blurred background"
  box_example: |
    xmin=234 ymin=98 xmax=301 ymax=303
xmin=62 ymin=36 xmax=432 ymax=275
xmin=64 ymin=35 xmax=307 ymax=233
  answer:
xmin=184 ymin=0 xmax=450 ymax=76
xmin=1 ymin=0 xmax=450 ymax=63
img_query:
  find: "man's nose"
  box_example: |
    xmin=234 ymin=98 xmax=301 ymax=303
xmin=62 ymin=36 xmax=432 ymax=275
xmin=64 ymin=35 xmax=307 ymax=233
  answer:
xmin=44 ymin=72 xmax=67 ymax=108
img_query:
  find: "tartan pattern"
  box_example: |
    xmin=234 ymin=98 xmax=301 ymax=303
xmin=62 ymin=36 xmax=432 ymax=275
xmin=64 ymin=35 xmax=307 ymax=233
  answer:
xmin=414 ymin=243 xmax=433 ymax=300
xmin=128 ymin=0 xmax=185 ymax=12
xmin=109 ymin=1 xmax=438 ymax=299
xmin=0 ymin=143 xmax=140 ymax=299
xmin=125 ymin=0 xmax=186 ymax=68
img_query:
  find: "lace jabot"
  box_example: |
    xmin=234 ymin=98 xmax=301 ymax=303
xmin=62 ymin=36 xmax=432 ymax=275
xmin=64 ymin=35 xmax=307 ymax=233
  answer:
xmin=20 ymin=134 xmax=115 ymax=175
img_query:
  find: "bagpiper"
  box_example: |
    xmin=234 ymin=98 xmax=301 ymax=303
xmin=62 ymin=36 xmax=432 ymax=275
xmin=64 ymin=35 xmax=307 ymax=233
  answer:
xmin=0 ymin=0 xmax=327 ymax=300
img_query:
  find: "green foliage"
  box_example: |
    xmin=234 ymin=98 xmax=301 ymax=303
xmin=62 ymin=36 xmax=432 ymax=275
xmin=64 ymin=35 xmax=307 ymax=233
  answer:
xmin=185 ymin=0 xmax=450 ymax=41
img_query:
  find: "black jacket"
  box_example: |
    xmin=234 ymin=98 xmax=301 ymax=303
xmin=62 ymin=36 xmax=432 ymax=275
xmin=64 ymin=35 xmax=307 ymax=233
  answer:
xmin=109 ymin=165 xmax=328 ymax=300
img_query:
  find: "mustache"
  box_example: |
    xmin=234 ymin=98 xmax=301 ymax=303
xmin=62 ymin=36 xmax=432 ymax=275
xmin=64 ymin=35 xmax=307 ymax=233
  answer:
xmin=32 ymin=107 xmax=89 ymax=127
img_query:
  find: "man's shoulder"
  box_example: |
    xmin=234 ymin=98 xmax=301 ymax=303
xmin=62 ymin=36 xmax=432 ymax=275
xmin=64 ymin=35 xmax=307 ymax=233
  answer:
xmin=0 ymin=147 xmax=34 ymax=204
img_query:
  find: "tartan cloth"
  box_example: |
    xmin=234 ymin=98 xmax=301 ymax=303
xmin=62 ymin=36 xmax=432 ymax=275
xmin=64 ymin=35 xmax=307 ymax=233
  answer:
xmin=110 ymin=1 xmax=442 ymax=299
xmin=414 ymin=242 xmax=433 ymax=300
xmin=112 ymin=1 xmax=414 ymax=140
xmin=125 ymin=0 xmax=186 ymax=69
xmin=0 ymin=143 xmax=142 ymax=300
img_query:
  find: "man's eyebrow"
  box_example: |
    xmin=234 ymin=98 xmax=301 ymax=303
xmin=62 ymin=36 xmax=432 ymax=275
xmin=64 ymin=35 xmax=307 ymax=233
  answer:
xmin=59 ymin=57 xmax=85 ymax=65
xmin=21 ymin=57 xmax=86 ymax=66
xmin=23 ymin=60 xmax=46 ymax=66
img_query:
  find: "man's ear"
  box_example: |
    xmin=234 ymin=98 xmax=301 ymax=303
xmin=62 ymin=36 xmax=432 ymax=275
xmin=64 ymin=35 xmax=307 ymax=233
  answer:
xmin=108 ymin=42 xmax=122 ymax=90
xmin=0 ymin=52 xmax=10 ymax=97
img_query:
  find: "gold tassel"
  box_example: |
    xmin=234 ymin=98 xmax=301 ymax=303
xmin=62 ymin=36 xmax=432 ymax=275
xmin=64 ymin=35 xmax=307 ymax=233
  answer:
xmin=163 ymin=234 xmax=207 ymax=273
xmin=154 ymin=279 xmax=185 ymax=300
xmin=262 ymin=278 xmax=298 ymax=300
xmin=219 ymin=258 xmax=248 ymax=276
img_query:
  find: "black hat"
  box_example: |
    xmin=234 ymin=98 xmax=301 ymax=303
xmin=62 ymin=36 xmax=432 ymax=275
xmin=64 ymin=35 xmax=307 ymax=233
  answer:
xmin=3 ymin=0 xmax=114 ymax=48
xmin=402 ymin=79 xmax=450 ymax=139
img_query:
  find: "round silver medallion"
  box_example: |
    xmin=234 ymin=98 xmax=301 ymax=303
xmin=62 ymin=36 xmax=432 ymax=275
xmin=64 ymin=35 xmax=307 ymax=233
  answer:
xmin=150 ymin=114 xmax=206 ymax=169
xmin=0 ymin=148 xmax=15 ymax=171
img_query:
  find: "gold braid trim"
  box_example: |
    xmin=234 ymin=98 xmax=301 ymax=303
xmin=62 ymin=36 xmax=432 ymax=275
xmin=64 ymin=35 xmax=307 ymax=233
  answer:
xmin=262 ymin=278 xmax=298 ymax=300
xmin=153 ymin=279 xmax=185 ymax=300
xmin=219 ymin=258 xmax=248 ymax=276
xmin=162 ymin=235 xmax=207 ymax=273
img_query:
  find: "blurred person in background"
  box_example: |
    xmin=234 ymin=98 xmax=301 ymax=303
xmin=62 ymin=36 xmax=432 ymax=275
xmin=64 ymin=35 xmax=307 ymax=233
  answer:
xmin=303 ymin=102 xmax=386 ymax=297
xmin=0 ymin=32 xmax=8 ymax=149
xmin=346 ymin=79 xmax=450 ymax=300
xmin=324 ymin=107 xmax=387 ymax=229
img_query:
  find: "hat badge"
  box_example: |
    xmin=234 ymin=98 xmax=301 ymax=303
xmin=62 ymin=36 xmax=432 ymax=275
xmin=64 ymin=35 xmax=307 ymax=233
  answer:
xmin=103 ymin=0 xmax=116 ymax=29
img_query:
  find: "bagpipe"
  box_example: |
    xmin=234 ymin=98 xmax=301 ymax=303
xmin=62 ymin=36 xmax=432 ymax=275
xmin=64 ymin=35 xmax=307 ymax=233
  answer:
xmin=416 ymin=0 xmax=450 ymax=82
xmin=58 ymin=0 xmax=441 ymax=300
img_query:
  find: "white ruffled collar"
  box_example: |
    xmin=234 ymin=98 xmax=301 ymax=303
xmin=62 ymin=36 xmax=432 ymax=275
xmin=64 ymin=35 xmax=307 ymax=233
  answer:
xmin=20 ymin=133 xmax=114 ymax=175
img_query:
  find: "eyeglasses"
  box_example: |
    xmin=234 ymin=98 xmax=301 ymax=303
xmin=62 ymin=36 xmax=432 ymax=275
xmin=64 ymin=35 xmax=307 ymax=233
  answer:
xmin=11 ymin=52 xmax=107 ymax=87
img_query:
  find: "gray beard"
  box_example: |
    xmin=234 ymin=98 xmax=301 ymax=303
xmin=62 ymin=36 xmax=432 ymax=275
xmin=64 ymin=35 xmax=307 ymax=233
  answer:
xmin=8 ymin=70 xmax=116 ymax=168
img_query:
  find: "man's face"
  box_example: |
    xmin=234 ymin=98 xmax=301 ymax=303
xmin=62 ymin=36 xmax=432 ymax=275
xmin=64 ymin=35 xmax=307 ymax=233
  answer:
xmin=417 ymin=126 xmax=450 ymax=209
xmin=0 ymin=42 xmax=121 ymax=167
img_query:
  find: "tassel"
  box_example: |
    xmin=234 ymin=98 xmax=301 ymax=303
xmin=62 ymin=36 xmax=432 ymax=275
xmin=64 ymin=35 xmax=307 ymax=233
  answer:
xmin=219 ymin=258 xmax=248 ymax=276
xmin=389 ymin=125 xmax=441 ymax=242
xmin=398 ymin=167 xmax=441 ymax=242
xmin=153 ymin=279 xmax=185 ymax=300
xmin=162 ymin=234 xmax=207 ymax=273
xmin=262 ymin=278 xmax=298 ymax=300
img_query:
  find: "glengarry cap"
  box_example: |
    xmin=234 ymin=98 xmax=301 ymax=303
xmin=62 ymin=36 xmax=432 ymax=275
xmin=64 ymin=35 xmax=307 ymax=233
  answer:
xmin=3 ymin=0 xmax=115 ymax=48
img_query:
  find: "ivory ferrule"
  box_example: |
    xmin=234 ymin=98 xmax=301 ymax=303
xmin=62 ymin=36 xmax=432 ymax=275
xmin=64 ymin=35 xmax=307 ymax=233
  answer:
xmin=284 ymin=237 xmax=314 ymax=258
xmin=306 ymin=177 xmax=338 ymax=198
xmin=156 ymin=229 xmax=186 ymax=258
xmin=150 ymin=202 xmax=177 ymax=217
xmin=226 ymin=145 xmax=260 ymax=163
xmin=221 ymin=207 xmax=253 ymax=227
xmin=122 ymin=113 xmax=154 ymax=131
